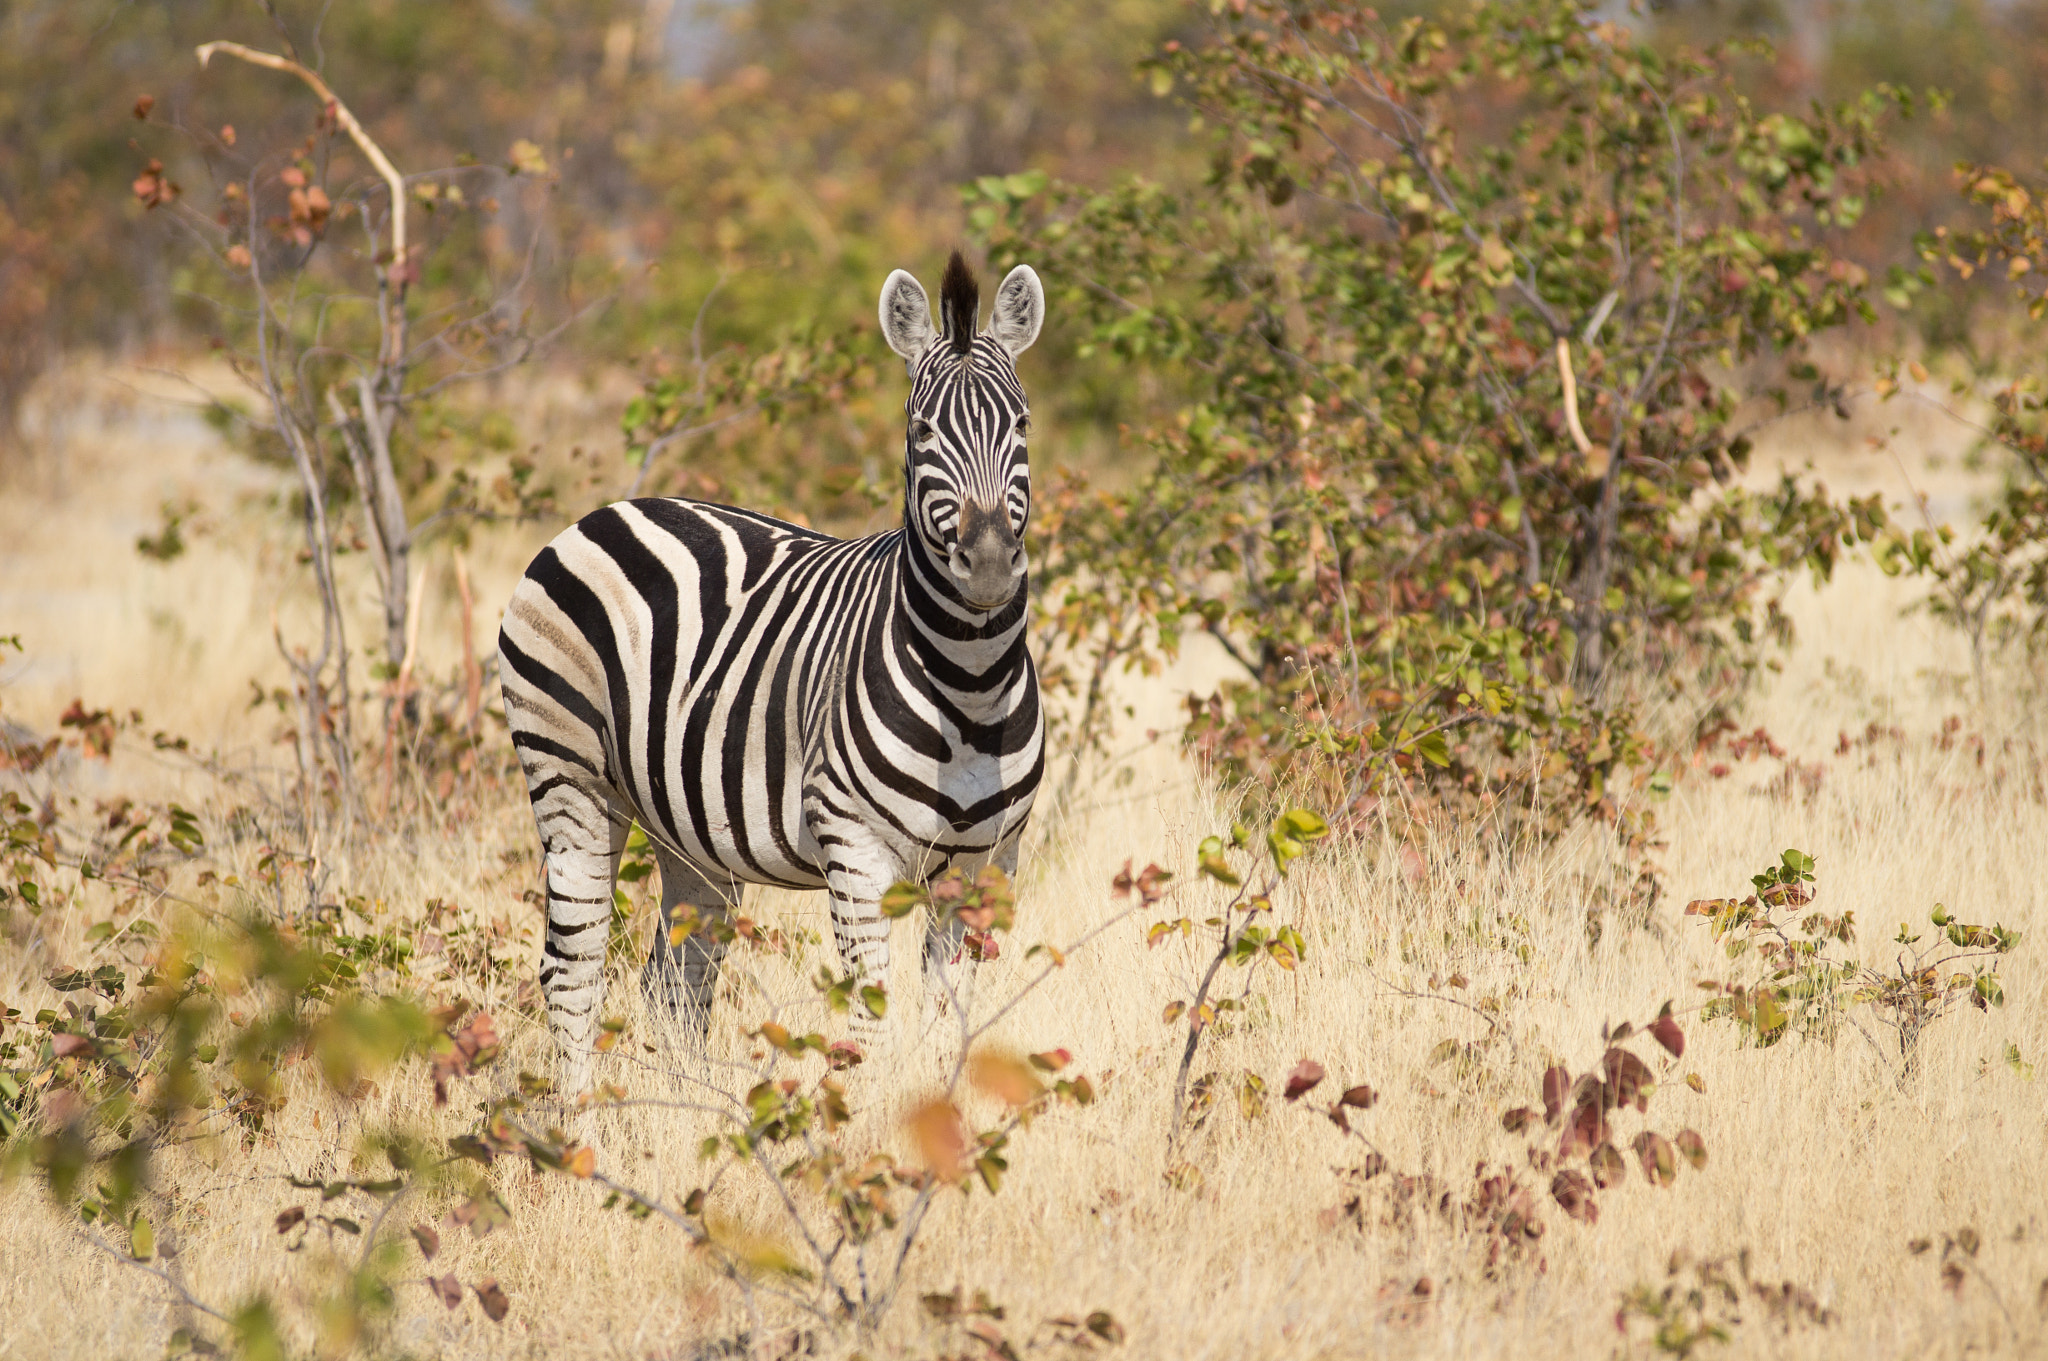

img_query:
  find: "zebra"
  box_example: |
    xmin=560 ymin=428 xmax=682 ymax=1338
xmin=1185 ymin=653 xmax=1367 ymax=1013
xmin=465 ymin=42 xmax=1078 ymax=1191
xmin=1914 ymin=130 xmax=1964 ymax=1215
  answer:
xmin=498 ymin=252 xmax=1046 ymax=1089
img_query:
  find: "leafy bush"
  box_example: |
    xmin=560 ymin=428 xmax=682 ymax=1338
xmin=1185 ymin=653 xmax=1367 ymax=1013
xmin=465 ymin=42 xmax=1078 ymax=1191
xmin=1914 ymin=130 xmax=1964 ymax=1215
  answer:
xmin=1687 ymin=848 xmax=2020 ymax=1075
xmin=1879 ymin=162 xmax=2048 ymax=681
xmin=976 ymin=0 xmax=1903 ymax=840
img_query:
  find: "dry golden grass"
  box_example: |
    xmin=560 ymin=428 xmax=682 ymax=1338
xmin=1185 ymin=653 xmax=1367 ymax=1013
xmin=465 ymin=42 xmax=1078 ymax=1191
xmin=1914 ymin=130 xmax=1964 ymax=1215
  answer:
xmin=1 ymin=363 xmax=2045 ymax=1360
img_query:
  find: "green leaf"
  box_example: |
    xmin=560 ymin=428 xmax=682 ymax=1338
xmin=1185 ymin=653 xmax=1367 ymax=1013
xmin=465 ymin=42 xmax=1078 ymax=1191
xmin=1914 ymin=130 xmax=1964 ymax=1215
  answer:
xmin=1196 ymin=836 xmax=1241 ymax=886
xmin=879 ymin=881 xmax=927 ymax=919
xmin=1275 ymin=808 xmax=1330 ymax=841
xmin=858 ymin=985 xmax=887 ymax=1019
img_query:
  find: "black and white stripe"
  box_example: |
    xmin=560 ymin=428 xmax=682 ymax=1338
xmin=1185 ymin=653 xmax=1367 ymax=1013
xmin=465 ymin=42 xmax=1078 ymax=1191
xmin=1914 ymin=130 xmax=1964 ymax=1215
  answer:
xmin=500 ymin=254 xmax=1046 ymax=1085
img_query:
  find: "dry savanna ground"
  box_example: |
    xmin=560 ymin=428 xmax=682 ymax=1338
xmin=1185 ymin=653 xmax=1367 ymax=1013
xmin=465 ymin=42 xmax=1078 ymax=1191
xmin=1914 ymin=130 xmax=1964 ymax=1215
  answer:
xmin=0 ymin=361 xmax=2045 ymax=1360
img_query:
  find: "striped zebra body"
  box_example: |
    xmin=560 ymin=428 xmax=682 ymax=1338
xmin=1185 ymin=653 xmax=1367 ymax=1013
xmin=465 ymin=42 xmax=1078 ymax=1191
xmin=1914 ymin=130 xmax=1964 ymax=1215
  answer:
xmin=501 ymin=255 xmax=1045 ymax=1086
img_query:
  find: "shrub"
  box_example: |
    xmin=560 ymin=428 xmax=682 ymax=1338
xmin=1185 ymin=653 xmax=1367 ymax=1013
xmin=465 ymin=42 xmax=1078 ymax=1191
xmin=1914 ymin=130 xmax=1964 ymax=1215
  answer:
xmin=976 ymin=0 xmax=1903 ymax=842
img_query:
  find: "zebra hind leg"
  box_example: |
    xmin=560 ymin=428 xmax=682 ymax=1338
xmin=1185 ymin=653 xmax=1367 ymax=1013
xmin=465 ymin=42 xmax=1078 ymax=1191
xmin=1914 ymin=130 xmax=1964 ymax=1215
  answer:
xmin=536 ymin=792 xmax=629 ymax=1095
xmin=642 ymin=849 xmax=738 ymax=1048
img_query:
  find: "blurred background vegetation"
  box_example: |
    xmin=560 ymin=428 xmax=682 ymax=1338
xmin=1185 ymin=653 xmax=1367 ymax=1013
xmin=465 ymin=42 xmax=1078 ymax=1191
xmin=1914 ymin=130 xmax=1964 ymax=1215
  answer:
xmin=9 ymin=0 xmax=2048 ymax=454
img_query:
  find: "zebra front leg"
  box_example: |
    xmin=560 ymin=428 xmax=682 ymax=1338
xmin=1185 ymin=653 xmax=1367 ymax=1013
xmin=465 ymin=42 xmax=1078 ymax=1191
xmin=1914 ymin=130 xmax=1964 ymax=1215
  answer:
xmin=642 ymin=849 xmax=738 ymax=1047
xmin=824 ymin=853 xmax=899 ymax=1060
xmin=537 ymin=794 xmax=629 ymax=1094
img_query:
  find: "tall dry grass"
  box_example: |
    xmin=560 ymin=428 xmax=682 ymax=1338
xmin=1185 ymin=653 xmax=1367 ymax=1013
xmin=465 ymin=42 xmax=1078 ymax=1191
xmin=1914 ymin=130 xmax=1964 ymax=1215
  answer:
xmin=0 ymin=365 xmax=2044 ymax=1360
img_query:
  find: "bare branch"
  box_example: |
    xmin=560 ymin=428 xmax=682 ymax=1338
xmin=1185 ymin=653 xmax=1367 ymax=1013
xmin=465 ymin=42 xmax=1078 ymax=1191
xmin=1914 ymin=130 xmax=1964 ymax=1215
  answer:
xmin=196 ymin=40 xmax=410 ymax=364
xmin=1556 ymin=337 xmax=1596 ymax=461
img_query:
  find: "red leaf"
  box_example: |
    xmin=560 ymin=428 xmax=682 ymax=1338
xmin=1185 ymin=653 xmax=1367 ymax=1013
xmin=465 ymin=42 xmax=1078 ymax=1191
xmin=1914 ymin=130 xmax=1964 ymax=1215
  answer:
xmin=1283 ymin=1059 xmax=1325 ymax=1101
xmin=1557 ymin=1082 xmax=1608 ymax=1161
xmin=133 ymin=95 xmax=154 ymax=120
xmin=1601 ymin=1047 xmax=1654 ymax=1112
xmin=428 ymin=1274 xmax=462 ymax=1309
xmin=1501 ymin=1106 xmax=1536 ymax=1133
xmin=1649 ymin=1015 xmax=1685 ymax=1058
xmin=1589 ymin=1140 xmax=1626 ymax=1188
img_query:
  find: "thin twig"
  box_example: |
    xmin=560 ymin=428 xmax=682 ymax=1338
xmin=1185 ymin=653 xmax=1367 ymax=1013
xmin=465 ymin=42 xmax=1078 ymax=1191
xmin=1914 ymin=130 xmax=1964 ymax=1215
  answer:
xmin=83 ymin=1233 xmax=234 ymax=1325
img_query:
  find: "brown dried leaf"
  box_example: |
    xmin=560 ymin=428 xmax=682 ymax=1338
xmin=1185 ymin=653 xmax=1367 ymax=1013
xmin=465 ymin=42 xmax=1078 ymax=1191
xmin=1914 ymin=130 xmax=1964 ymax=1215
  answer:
xmin=1501 ymin=1106 xmax=1536 ymax=1134
xmin=428 ymin=1274 xmax=462 ymax=1309
xmin=1549 ymin=1169 xmax=1599 ymax=1224
xmin=908 ymin=1099 xmax=968 ymax=1181
xmin=1087 ymin=1311 xmax=1125 ymax=1344
xmin=1674 ymin=1128 xmax=1707 ymax=1171
xmin=1649 ymin=1014 xmax=1685 ymax=1058
xmin=1339 ymin=1084 xmax=1378 ymax=1110
xmin=1631 ymin=1131 xmax=1677 ymax=1186
xmin=410 ymin=1223 xmax=440 ymax=1260
xmin=1541 ymin=1065 xmax=1570 ymax=1123
xmin=274 ymin=1207 xmax=305 ymax=1235
xmin=1283 ymin=1059 xmax=1325 ymax=1102
xmin=473 ymin=1277 xmax=510 ymax=1322
xmin=969 ymin=1050 xmax=1044 ymax=1108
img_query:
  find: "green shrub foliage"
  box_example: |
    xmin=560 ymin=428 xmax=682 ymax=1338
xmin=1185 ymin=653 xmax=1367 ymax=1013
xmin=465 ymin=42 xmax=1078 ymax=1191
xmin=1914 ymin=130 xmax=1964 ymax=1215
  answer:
xmin=974 ymin=0 xmax=1901 ymax=835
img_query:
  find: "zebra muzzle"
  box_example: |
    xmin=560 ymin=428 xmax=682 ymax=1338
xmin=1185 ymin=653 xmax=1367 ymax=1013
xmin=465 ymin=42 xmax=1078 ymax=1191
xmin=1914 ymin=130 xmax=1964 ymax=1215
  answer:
xmin=948 ymin=501 xmax=1026 ymax=609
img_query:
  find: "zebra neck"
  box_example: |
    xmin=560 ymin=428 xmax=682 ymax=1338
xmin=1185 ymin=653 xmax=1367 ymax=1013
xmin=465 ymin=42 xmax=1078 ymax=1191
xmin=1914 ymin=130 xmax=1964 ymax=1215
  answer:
xmin=895 ymin=529 xmax=1030 ymax=707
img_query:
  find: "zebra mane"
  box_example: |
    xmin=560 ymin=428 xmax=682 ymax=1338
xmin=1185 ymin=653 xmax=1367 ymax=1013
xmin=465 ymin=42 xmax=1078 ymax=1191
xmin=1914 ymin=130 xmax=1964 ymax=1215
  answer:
xmin=939 ymin=251 xmax=979 ymax=359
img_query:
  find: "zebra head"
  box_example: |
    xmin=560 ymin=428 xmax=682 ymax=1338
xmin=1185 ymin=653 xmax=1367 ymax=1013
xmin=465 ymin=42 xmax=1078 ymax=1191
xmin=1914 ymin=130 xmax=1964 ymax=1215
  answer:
xmin=878 ymin=252 xmax=1044 ymax=611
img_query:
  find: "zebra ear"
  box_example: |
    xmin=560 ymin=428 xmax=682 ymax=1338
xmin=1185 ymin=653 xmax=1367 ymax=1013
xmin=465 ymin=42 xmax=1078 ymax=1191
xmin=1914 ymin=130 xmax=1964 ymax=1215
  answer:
xmin=879 ymin=269 xmax=937 ymax=365
xmin=985 ymin=264 xmax=1044 ymax=358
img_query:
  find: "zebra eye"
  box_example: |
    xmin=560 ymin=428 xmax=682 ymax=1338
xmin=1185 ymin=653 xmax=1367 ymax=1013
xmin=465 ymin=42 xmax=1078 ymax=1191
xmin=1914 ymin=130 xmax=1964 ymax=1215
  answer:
xmin=1015 ymin=414 xmax=1031 ymax=437
xmin=910 ymin=419 xmax=935 ymax=446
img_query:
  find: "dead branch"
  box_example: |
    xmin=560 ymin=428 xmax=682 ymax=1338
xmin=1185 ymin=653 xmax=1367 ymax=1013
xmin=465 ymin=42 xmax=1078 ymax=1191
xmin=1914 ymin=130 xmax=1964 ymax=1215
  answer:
xmin=195 ymin=40 xmax=410 ymax=364
xmin=1555 ymin=336 xmax=1595 ymax=460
